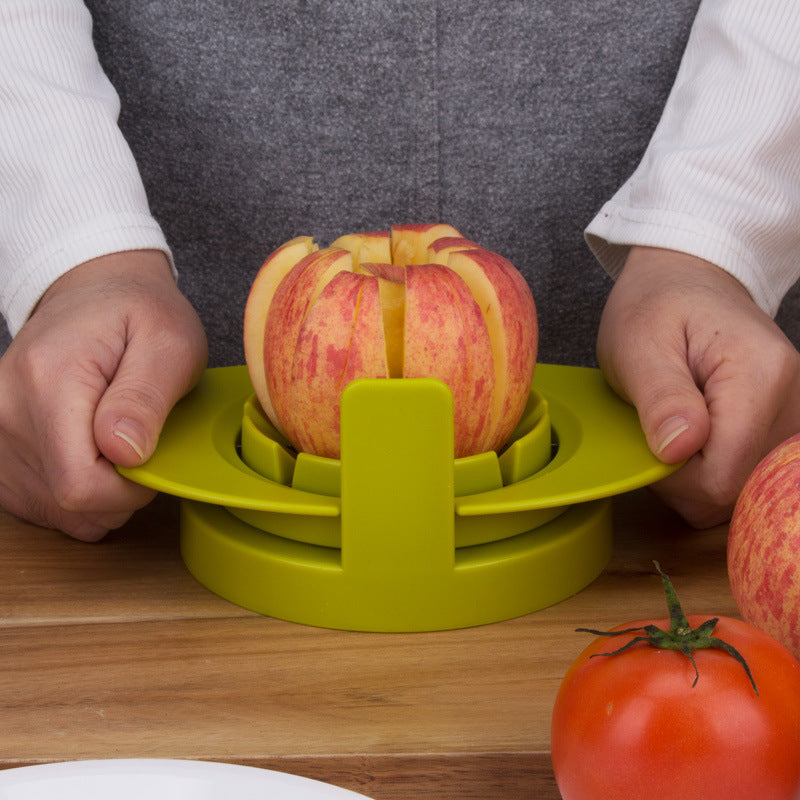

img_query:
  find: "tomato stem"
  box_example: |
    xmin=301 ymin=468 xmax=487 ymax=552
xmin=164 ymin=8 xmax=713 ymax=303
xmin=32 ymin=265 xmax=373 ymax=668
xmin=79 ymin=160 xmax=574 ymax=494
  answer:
xmin=576 ymin=561 xmax=759 ymax=695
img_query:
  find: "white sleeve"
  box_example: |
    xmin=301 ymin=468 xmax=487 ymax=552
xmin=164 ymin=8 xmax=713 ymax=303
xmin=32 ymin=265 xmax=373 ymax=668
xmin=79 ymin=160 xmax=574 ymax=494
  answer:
xmin=0 ymin=0 xmax=172 ymax=335
xmin=585 ymin=0 xmax=800 ymax=317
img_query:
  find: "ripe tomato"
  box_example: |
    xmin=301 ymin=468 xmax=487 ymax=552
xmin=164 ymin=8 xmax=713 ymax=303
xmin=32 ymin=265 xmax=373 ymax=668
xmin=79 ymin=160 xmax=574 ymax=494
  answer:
xmin=550 ymin=567 xmax=800 ymax=800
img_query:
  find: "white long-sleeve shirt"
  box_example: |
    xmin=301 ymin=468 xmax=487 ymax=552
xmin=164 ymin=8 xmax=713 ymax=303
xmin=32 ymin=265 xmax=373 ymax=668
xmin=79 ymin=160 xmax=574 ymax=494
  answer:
xmin=586 ymin=0 xmax=800 ymax=317
xmin=2 ymin=0 xmax=799 ymax=339
xmin=0 ymin=0 xmax=170 ymax=336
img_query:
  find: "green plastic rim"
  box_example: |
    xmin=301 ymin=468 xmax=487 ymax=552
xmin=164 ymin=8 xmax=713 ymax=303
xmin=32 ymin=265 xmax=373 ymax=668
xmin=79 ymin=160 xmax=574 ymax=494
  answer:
xmin=119 ymin=364 xmax=677 ymax=515
xmin=119 ymin=365 xmax=678 ymax=631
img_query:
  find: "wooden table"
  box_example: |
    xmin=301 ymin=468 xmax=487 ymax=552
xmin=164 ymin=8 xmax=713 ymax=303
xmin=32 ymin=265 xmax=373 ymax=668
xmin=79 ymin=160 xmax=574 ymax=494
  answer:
xmin=0 ymin=488 xmax=735 ymax=799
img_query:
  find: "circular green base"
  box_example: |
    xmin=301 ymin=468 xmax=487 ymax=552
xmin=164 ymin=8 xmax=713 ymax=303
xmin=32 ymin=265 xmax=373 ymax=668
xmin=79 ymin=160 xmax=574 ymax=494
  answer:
xmin=180 ymin=497 xmax=613 ymax=632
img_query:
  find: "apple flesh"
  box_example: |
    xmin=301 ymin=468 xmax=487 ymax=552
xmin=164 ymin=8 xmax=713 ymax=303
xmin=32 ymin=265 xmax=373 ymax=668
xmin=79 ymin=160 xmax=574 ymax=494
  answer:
xmin=391 ymin=223 xmax=463 ymax=267
xmin=330 ymin=230 xmax=391 ymax=269
xmin=728 ymin=432 xmax=800 ymax=659
xmin=243 ymin=224 xmax=538 ymax=459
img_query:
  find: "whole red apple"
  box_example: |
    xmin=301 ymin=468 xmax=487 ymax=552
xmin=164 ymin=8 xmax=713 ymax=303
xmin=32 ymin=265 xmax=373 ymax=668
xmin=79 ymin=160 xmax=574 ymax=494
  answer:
xmin=243 ymin=223 xmax=538 ymax=459
xmin=728 ymin=432 xmax=800 ymax=659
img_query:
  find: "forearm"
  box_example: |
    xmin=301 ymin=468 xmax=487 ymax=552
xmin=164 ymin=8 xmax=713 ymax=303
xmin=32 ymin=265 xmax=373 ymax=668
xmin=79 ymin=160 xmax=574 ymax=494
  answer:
xmin=586 ymin=0 xmax=800 ymax=317
xmin=0 ymin=0 xmax=171 ymax=335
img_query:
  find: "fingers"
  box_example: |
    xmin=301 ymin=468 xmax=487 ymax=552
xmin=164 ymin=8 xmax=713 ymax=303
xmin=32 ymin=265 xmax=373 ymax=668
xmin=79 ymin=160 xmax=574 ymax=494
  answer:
xmin=651 ymin=337 xmax=800 ymax=528
xmin=649 ymin=386 xmax=764 ymax=529
xmin=0 ymin=359 xmax=158 ymax=540
xmin=597 ymin=249 xmax=712 ymax=465
xmin=93 ymin=317 xmax=207 ymax=468
xmin=601 ymin=338 xmax=711 ymax=466
xmin=8 ymin=469 xmax=155 ymax=542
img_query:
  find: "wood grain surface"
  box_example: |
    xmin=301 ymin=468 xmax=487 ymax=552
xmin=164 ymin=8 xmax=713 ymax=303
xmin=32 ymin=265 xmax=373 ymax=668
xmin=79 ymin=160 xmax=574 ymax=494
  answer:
xmin=0 ymin=489 xmax=735 ymax=799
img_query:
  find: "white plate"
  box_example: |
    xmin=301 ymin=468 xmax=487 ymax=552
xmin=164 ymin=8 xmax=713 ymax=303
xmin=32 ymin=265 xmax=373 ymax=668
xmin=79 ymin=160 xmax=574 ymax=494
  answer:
xmin=0 ymin=760 xmax=374 ymax=800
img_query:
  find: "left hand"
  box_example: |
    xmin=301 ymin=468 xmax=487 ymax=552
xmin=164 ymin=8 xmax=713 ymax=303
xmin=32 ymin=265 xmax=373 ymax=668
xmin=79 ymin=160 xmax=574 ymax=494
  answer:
xmin=596 ymin=246 xmax=800 ymax=528
xmin=0 ymin=250 xmax=208 ymax=540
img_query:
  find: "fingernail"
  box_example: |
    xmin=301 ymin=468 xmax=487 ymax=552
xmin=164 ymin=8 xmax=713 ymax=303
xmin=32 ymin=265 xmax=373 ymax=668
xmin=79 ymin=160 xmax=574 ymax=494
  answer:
xmin=655 ymin=416 xmax=690 ymax=455
xmin=113 ymin=418 xmax=146 ymax=462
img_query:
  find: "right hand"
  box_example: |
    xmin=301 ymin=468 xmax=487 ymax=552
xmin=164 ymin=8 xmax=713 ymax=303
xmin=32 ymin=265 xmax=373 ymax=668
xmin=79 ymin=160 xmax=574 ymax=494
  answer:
xmin=0 ymin=250 xmax=208 ymax=540
xmin=597 ymin=246 xmax=800 ymax=528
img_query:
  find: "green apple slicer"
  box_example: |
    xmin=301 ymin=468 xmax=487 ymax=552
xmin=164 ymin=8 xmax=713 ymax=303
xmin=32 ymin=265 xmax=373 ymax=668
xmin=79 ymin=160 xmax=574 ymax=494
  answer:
xmin=118 ymin=365 xmax=676 ymax=631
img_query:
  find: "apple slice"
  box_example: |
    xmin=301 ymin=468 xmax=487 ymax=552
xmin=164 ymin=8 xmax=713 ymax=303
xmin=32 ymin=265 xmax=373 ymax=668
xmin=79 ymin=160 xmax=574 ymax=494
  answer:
xmin=243 ymin=236 xmax=318 ymax=425
xmin=360 ymin=262 xmax=406 ymax=378
xmin=426 ymin=236 xmax=483 ymax=265
xmin=403 ymin=264 xmax=495 ymax=457
xmin=444 ymin=248 xmax=538 ymax=450
xmin=264 ymin=247 xmax=354 ymax=435
xmin=330 ymin=230 xmax=391 ymax=270
xmin=390 ymin=223 xmax=463 ymax=267
xmin=289 ymin=273 xmax=387 ymax=458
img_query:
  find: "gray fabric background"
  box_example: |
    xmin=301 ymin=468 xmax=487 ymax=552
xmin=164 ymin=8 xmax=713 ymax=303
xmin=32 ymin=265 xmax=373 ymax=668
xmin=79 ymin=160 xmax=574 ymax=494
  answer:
xmin=4 ymin=1 xmax=798 ymax=365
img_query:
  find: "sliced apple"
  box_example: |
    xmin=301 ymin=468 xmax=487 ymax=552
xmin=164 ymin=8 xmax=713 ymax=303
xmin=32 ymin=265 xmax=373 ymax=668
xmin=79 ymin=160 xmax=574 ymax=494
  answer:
xmin=390 ymin=223 xmax=463 ymax=267
xmin=330 ymin=230 xmax=392 ymax=270
xmin=264 ymin=247 xmax=354 ymax=435
xmin=288 ymin=272 xmax=387 ymax=458
xmin=245 ymin=224 xmax=538 ymax=459
xmin=403 ymin=264 xmax=495 ymax=457
xmin=243 ymin=236 xmax=318 ymax=426
xmin=426 ymin=236 xmax=483 ymax=265
xmin=444 ymin=248 xmax=538 ymax=450
xmin=360 ymin=262 xmax=406 ymax=378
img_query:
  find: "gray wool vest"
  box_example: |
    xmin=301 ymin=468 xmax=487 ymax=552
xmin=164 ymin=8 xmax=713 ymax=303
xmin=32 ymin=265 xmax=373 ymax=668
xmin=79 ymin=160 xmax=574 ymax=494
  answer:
xmin=18 ymin=1 xmax=800 ymax=367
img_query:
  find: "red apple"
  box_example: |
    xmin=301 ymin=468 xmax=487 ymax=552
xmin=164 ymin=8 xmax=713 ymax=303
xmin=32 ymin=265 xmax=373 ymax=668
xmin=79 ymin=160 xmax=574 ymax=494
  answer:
xmin=728 ymin=432 xmax=800 ymax=660
xmin=243 ymin=224 xmax=538 ymax=459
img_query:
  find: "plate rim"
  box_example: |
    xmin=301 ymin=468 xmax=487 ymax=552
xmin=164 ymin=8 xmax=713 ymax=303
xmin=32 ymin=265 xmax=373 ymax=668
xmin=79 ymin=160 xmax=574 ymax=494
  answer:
xmin=0 ymin=759 xmax=372 ymax=799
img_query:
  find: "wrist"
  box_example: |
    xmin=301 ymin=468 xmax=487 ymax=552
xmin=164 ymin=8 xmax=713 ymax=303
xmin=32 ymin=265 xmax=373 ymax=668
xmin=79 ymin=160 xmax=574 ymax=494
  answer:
xmin=623 ymin=246 xmax=755 ymax=304
xmin=35 ymin=250 xmax=174 ymax=313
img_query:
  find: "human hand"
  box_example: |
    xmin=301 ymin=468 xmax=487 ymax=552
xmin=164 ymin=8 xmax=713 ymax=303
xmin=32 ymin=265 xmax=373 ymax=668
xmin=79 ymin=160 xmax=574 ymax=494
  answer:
xmin=0 ymin=250 xmax=208 ymax=540
xmin=597 ymin=246 xmax=800 ymax=528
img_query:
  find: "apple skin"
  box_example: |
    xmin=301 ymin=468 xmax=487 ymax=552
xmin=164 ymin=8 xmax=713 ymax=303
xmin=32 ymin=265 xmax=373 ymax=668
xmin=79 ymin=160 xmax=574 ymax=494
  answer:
xmin=404 ymin=264 xmax=495 ymax=457
xmin=426 ymin=236 xmax=483 ymax=264
xmin=728 ymin=432 xmax=800 ymax=660
xmin=243 ymin=236 xmax=317 ymax=430
xmin=289 ymin=271 xmax=387 ymax=458
xmin=244 ymin=225 xmax=538 ymax=459
xmin=263 ymin=247 xmax=354 ymax=438
xmin=444 ymin=247 xmax=538 ymax=451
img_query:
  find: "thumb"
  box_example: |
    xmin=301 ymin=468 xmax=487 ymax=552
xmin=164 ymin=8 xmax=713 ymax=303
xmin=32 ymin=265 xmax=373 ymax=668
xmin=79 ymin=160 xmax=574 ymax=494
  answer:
xmin=94 ymin=341 xmax=203 ymax=468
xmin=605 ymin=355 xmax=711 ymax=465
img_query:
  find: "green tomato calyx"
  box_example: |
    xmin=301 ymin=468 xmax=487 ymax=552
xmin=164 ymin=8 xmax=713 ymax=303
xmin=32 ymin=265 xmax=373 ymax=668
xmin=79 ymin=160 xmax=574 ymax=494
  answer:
xmin=576 ymin=561 xmax=758 ymax=695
